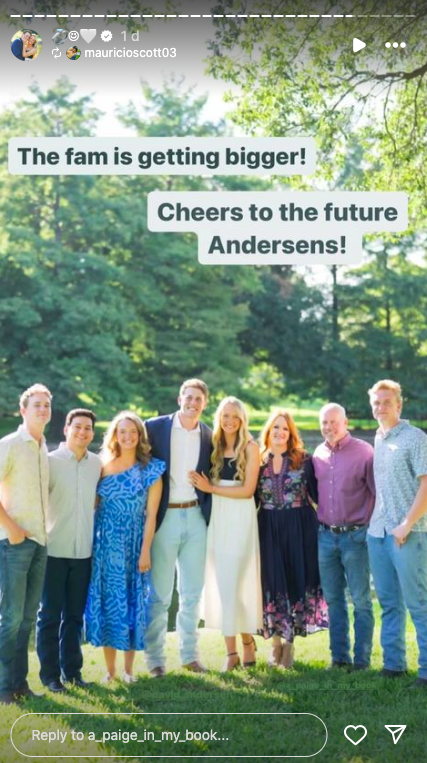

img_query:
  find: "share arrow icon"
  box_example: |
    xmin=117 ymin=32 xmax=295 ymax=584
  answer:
xmin=385 ymin=725 xmax=407 ymax=745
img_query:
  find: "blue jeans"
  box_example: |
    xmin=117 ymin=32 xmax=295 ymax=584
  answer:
xmin=0 ymin=538 xmax=47 ymax=692
xmin=318 ymin=525 xmax=374 ymax=666
xmin=368 ymin=531 xmax=427 ymax=678
xmin=36 ymin=556 xmax=92 ymax=684
xmin=145 ymin=507 xmax=207 ymax=670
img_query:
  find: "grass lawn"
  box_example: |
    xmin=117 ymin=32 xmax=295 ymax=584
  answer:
xmin=3 ymin=608 xmax=426 ymax=762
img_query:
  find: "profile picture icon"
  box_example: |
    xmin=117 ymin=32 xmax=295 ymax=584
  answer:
xmin=66 ymin=46 xmax=81 ymax=60
xmin=11 ymin=29 xmax=42 ymax=61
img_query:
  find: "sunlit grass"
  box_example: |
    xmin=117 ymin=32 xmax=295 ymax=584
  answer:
xmin=2 ymin=609 xmax=426 ymax=763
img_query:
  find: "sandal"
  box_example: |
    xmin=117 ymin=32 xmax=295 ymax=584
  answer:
xmin=242 ymin=636 xmax=257 ymax=668
xmin=221 ymin=652 xmax=241 ymax=672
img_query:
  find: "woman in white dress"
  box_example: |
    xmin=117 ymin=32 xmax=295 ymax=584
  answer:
xmin=190 ymin=397 xmax=262 ymax=671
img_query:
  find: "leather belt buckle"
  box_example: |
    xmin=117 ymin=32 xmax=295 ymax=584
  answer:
xmin=320 ymin=522 xmax=364 ymax=534
xmin=330 ymin=524 xmax=363 ymax=534
xmin=168 ymin=500 xmax=198 ymax=509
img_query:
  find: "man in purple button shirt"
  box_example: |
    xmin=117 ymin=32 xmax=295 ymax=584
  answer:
xmin=313 ymin=403 xmax=375 ymax=670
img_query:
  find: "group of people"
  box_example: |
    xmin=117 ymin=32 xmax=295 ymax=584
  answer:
xmin=0 ymin=377 xmax=426 ymax=704
xmin=11 ymin=30 xmax=39 ymax=60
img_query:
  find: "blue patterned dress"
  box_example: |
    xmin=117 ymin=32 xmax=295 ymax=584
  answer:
xmin=85 ymin=458 xmax=165 ymax=650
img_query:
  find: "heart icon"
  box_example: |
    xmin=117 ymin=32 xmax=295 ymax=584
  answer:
xmin=344 ymin=725 xmax=367 ymax=746
xmin=80 ymin=29 xmax=97 ymax=43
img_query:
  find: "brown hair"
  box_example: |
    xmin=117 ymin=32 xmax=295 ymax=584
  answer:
xmin=259 ymin=409 xmax=305 ymax=470
xmin=101 ymin=411 xmax=151 ymax=466
xmin=65 ymin=408 xmax=96 ymax=427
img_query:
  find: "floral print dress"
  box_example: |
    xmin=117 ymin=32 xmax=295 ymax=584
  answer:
xmin=257 ymin=453 xmax=328 ymax=642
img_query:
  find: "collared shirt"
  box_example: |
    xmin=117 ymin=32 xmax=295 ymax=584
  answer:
xmin=313 ymin=433 xmax=375 ymax=526
xmin=369 ymin=419 xmax=427 ymax=537
xmin=47 ymin=443 xmax=102 ymax=558
xmin=169 ymin=413 xmax=200 ymax=503
xmin=0 ymin=424 xmax=49 ymax=546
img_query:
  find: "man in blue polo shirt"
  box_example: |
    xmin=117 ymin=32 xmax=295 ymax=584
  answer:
xmin=367 ymin=379 xmax=427 ymax=688
xmin=11 ymin=31 xmax=31 ymax=60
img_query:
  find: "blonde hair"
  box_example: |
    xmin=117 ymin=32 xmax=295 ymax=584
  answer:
xmin=19 ymin=383 xmax=52 ymax=409
xmin=368 ymin=379 xmax=402 ymax=404
xmin=211 ymin=397 xmax=251 ymax=482
xmin=259 ymin=409 xmax=305 ymax=470
xmin=101 ymin=411 xmax=151 ymax=466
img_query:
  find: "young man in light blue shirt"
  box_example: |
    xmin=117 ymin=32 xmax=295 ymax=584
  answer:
xmin=367 ymin=379 xmax=427 ymax=688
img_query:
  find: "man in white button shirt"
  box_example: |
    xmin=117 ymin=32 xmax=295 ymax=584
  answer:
xmin=145 ymin=379 xmax=212 ymax=677
xmin=0 ymin=383 xmax=52 ymax=704
xmin=36 ymin=409 xmax=101 ymax=693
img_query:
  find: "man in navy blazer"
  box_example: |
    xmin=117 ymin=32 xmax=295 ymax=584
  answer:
xmin=144 ymin=379 xmax=212 ymax=676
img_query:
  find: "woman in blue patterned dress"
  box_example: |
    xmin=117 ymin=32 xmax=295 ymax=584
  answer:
xmin=258 ymin=410 xmax=328 ymax=669
xmin=85 ymin=411 xmax=165 ymax=683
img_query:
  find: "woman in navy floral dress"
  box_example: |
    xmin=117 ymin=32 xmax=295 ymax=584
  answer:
xmin=85 ymin=412 xmax=165 ymax=683
xmin=258 ymin=410 xmax=328 ymax=668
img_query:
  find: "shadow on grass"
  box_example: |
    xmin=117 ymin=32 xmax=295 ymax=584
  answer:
xmin=14 ymin=662 xmax=427 ymax=761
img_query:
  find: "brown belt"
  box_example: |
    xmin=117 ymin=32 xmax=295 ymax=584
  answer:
xmin=168 ymin=500 xmax=199 ymax=509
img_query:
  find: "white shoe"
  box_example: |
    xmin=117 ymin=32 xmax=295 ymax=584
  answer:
xmin=122 ymin=671 xmax=137 ymax=684
xmin=101 ymin=672 xmax=114 ymax=684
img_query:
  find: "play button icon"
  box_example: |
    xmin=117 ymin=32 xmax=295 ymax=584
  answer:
xmin=353 ymin=38 xmax=366 ymax=53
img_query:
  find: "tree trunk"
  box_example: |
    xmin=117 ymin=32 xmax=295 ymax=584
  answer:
xmin=328 ymin=265 xmax=340 ymax=400
xmin=46 ymin=407 xmax=65 ymax=447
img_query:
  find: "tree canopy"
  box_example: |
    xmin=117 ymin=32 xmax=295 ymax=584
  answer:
xmin=2 ymin=0 xmax=427 ymax=425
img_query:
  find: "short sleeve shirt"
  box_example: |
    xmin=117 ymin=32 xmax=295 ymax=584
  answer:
xmin=368 ymin=420 xmax=427 ymax=537
xmin=47 ymin=444 xmax=102 ymax=558
xmin=0 ymin=425 xmax=49 ymax=545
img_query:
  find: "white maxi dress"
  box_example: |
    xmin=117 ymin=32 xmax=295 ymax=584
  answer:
xmin=203 ymin=458 xmax=263 ymax=636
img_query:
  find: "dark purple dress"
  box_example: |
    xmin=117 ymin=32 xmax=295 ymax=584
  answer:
xmin=257 ymin=452 xmax=328 ymax=641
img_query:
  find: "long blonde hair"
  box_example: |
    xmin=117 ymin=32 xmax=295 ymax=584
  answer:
xmin=259 ymin=409 xmax=305 ymax=470
xmin=211 ymin=397 xmax=251 ymax=482
xmin=101 ymin=411 xmax=151 ymax=466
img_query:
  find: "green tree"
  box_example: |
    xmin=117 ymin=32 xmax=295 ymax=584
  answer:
xmin=208 ymin=0 xmax=427 ymax=214
xmin=0 ymin=80 xmax=138 ymax=433
xmin=207 ymin=1 xmax=427 ymax=412
xmin=339 ymin=239 xmax=427 ymax=416
xmin=116 ymin=81 xmax=260 ymax=412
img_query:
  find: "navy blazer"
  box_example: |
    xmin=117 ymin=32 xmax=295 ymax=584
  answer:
xmin=145 ymin=413 xmax=212 ymax=530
